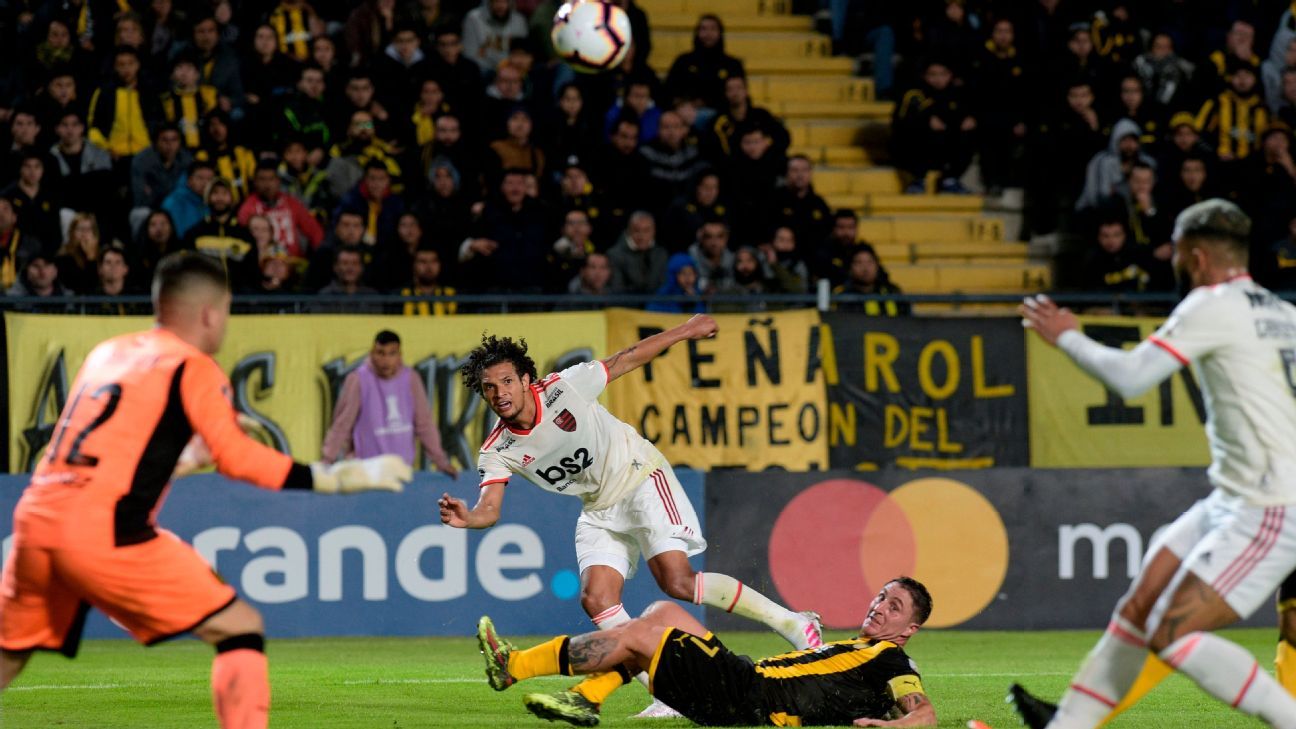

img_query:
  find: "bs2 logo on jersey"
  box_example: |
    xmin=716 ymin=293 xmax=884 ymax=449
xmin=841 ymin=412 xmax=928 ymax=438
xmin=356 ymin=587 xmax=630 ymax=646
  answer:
xmin=536 ymin=448 xmax=594 ymax=486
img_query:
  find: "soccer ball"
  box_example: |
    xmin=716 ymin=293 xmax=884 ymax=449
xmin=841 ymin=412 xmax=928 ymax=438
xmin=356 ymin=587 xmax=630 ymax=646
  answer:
xmin=551 ymin=1 xmax=633 ymax=73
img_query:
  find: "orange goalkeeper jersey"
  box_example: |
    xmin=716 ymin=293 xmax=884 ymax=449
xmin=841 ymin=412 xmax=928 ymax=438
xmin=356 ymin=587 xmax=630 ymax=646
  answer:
xmin=14 ymin=328 xmax=298 ymax=550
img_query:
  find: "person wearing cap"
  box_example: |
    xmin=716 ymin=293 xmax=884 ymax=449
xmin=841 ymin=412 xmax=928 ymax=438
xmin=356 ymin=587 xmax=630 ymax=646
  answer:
xmin=1159 ymin=112 xmax=1216 ymax=176
xmin=1076 ymin=118 xmax=1157 ymax=211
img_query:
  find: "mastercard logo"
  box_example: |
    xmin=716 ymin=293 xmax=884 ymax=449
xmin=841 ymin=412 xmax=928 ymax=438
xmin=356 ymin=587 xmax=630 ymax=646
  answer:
xmin=768 ymin=478 xmax=1008 ymax=629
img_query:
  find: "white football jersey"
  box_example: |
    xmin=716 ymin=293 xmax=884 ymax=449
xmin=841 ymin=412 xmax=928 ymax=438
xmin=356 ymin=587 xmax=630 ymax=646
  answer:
xmin=1150 ymin=276 xmax=1296 ymax=505
xmin=476 ymin=361 xmax=667 ymax=510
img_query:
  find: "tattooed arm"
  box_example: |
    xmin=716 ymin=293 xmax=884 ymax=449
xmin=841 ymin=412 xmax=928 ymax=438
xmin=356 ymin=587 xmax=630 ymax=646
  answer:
xmin=602 ymin=314 xmax=719 ymax=383
xmin=853 ymin=692 xmax=937 ymax=727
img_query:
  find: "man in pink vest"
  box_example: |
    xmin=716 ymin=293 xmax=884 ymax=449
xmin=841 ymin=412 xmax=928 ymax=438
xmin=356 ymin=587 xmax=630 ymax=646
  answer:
xmin=323 ymin=330 xmax=458 ymax=476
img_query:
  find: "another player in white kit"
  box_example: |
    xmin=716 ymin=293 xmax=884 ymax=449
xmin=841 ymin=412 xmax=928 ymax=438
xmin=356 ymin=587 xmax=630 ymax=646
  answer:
xmin=1010 ymin=200 xmax=1296 ymax=729
xmin=438 ymin=315 xmax=822 ymax=716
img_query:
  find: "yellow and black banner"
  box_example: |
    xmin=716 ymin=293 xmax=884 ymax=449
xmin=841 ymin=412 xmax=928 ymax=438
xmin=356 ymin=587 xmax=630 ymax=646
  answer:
xmin=6 ymin=312 xmax=606 ymax=471
xmin=602 ymin=308 xmax=830 ymax=471
xmin=823 ymin=314 xmax=1028 ymax=470
xmin=1028 ymin=316 xmax=1209 ymax=467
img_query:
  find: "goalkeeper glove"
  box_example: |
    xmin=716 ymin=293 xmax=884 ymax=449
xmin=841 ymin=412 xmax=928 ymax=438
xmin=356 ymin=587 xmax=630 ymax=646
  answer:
xmin=310 ymin=455 xmax=412 ymax=494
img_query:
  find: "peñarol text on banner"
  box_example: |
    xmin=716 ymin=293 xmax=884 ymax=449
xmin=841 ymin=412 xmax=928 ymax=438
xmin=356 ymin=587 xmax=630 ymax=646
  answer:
xmin=602 ymin=308 xmax=829 ymax=471
xmin=1028 ymin=315 xmax=1209 ymax=467
xmin=5 ymin=312 xmax=606 ymax=472
xmin=822 ymin=314 xmax=1028 ymax=470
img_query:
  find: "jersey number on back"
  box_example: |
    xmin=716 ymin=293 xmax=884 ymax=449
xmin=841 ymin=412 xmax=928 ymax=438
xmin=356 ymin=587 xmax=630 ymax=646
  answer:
xmin=46 ymin=383 xmax=123 ymax=467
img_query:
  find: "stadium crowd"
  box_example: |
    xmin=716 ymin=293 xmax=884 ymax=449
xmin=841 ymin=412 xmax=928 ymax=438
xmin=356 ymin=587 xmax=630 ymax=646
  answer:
xmin=0 ymin=1 xmax=1293 ymax=307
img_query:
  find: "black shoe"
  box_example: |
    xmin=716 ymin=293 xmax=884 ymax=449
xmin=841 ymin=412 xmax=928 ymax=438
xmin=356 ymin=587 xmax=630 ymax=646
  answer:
xmin=1007 ymin=683 xmax=1056 ymax=729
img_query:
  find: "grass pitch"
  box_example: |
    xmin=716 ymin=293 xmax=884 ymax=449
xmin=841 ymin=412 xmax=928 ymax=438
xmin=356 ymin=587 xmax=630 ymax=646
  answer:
xmin=0 ymin=627 xmax=1278 ymax=727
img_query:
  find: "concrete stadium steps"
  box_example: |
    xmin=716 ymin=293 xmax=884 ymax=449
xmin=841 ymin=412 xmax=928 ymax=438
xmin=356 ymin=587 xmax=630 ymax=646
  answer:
xmin=648 ymin=13 xmax=811 ymax=32
xmin=813 ymin=167 xmax=902 ymax=195
xmin=787 ymin=119 xmax=881 ymax=147
xmin=788 ymin=144 xmax=873 ymax=165
xmin=738 ymin=56 xmax=855 ymax=74
xmin=768 ymin=100 xmax=893 ymax=120
xmin=749 ymin=75 xmax=874 ymax=104
xmin=649 ymin=32 xmax=830 ymax=66
xmin=857 ymin=214 xmax=1005 ymax=243
xmin=887 ymin=263 xmax=1051 ymax=293
xmin=638 ymin=0 xmax=791 ymax=18
xmin=854 ymin=194 xmax=986 ymax=216
xmin=871 ymin=241 xmax=1028 ymax=265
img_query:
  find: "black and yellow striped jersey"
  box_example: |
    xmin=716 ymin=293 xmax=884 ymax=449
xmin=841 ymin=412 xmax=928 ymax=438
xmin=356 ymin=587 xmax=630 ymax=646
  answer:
xmin=754 ymin=639 xmax=924 ymax=726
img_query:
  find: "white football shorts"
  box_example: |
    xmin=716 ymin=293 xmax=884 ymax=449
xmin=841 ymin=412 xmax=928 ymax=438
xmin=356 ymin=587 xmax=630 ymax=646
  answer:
xmin=574 ymin=465 xmax=706 ymax=579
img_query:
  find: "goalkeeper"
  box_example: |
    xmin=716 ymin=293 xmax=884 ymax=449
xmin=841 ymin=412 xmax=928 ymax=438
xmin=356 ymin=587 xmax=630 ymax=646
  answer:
xmin=0 ymin=252 xmax=411 ymax=729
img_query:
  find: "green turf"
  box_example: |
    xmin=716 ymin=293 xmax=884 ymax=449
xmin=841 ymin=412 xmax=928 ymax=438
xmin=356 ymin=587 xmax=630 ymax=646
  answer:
xmin=0 ymin=627 xmax=1280 ymax=727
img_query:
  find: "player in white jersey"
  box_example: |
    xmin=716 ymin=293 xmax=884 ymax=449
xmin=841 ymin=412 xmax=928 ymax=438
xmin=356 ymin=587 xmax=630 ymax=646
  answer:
xmin=1005 ymin=200 xmax=1296 ymax=729
xmin=438 ymin=315 xmax=822 ymax=715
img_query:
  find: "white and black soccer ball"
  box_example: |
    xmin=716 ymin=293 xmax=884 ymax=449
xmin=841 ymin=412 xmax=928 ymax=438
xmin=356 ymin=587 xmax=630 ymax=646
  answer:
xmin=551 ymin=1 xmax=633 ymax=73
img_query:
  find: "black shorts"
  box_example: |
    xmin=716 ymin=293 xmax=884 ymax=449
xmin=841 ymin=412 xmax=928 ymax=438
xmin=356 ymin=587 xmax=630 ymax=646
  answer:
xmin=1282 ymin=571 xmax=1296 ymax=613
xmin=648 ymin=629 xmax=765 ymax=726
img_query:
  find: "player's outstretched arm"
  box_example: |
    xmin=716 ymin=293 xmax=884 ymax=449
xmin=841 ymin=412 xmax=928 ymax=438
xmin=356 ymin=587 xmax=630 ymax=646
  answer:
xmin=602 ymin=314 xmax=718 ymax=383
xmin=853 ymin=692 xmax=936 ymax=727
xmin=439 ymin=482 xmax=505 ymax=528
xmin=1020 ymin=294 xmax=1182 ymax=399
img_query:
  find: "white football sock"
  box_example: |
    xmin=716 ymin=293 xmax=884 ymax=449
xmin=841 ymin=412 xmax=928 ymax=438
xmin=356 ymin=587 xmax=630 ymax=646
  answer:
xmin=693 ymin=572 xmax=811 ymax=649
xmin=1160 ymin=631 xmax=1296 ymax=729
xmin=589 ymin=604 xmax=651 ymax=690
xmin=1047 ymin=617 xmax=1149 ymax=729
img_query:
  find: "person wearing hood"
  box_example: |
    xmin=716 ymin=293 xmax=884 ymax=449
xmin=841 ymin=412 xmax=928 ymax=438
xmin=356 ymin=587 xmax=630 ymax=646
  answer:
xmin=185 ymin=176 xmax=258 ymax=291
xmin=647 ymin=252 xmax=704 ymax=313
xmin=1265 ymin=37 xmax=1296 ymax=114
xmin=1076 ymin=118 xmax=1157 ymax=211
xmin=462 ymin=0 xmax=527 ymax=76
xmin=688 ymin=218 xmax=735 ymax=294
xmin=665 ymin=15 xmax=745 ymax=111
xmin=413 ymin=156 xmax=473 ymax=256
xmin=607 ymin=210 xmax=668 ymax=294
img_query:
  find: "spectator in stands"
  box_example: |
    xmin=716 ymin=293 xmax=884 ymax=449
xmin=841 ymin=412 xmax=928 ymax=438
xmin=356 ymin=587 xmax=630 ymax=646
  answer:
xmin=833 ymin=244 xmax=907 ymax=316
xmin=186 ymin=177 xmax=257 ymax=291
xmin=554 ymin=162 xmax=602 ymax=238
xmin=1088 ymin=2 xmax=1140 ymax=68
xmin=713 ymin=245 xmax=775 ymax=311
xmin=547 ymin=84 xmax=596 ymax=171
xmin=1084 ymin=217 xmax=1150 ymax=294
xmin=32 ymin=69 xmax=81 ymax=150
xmin=195 ymin=110 xmax=256 ymax=201
xmin=92 ymin=244 xmax=136 ymax=298
xmin=430 ymin=29 xmax=485 ymax=120
xmin=406 ymin=78 xmax=452 ymax=150
xmin=893 ymin=59 xmax=975 ymax=194
xmin=1159 ymin=112 xmax=1215 ymax=177
xmin=182 ymin=15 xmax=244 ymax=110
xmin=1241 ymin=123 xmax=1296 ymax=250
xmin=549 ymin=208 xmax=595 ymax=291
xmin=459 ymin=168 xmax=549 ymax=294
xmin=1106 ymin=162 xmax=1173 ymax=289
xmin=1269 ymin=215 xmax=1296 ymax=290
xmin=591 ymin=118 xmax=649 ymax=246
xmin=640 ymin=111 xmax=705 ymax=214
xmin=399 ymin=247 xmax=457 ymax=316
xmin=725 ymin=124 xmax=785 ymax=246
xmin=1113 ymin=74 xmax=1161 ymax=148
xmin=924 ymin=0 xmax=978 ymax=78
xmin=254 ymin=243 xmax=302 ymax=295
xmin=489 ymin=107 xmax=545 ymax=183
xmin=973 ymin=17 xmax=1028 ymax=195
xmin=2 ymin=110 xmax=42 ymax=184
xmin=319 ymin=245 xmax=378 ymax=297
xmin=343 ymin=0 xmax=397 ymax=68
xmin=276 ymin=65 xmax=331 ymax=166
xmin=764 ymin=225 xmax=810 ymax=293
xmin=54 ymin=212 xmax=105 ymax=294
xmin=1159 ymin=155 xmax=1215 ymax=220
xmin=238 ymin=159 xmax=325 ymax=260
xmin=1132 ymin=32 xmax=1194 ymax=108
xmin=824 ymin=3 xmax=895 ymax=98
xmin=1076 ymin=119 xmax=1156 ymax=212
xmin=242 ymin=24 xmax=304 ymax=146
xmin=462 ymin=0 xmax=527 ymax=76
xmin=665 ymin=15 xmax=745 ymax=111
xmin=689 ymin=218 xmax=735 ymax=294
xmin=480 ymin=62 xmax=527 ymax=138
xmin=604 ymin=76 xmax=660 ymax=143
xmin=311 ymin=209 xmax=368 ymax=289
xmin=48 ymin=112 xmax=112 ymax=231
xmin=607 ymin=210 xmax=667 ymax=294
xmin=414 ymin=157 xmax=473 ymax=257
xmin=278 ymin=138 xmax=332 ymax=217
xmin=336 ymin=160 xmax=404 ymax=249
xmin=0 ymin=197 xmax=42 ymax=292
xmin=567 ymin=251 xmax=612 ymax=298
xmin=661 ymin=169 xmax=726 ymax=252
xmin=325 ymin=110 xmax=400 ymax=202
xmin=711 ymin=75 xmax=790 ymax=158
xmin=161 ymin=159 xmax=214 ymax=238
xmin=646 ymin=252 xmax=704 ymax=313
xmin=7 ymin=250 xmax=70 ymax=299
xmin=1050 ymin=23 xmax=1104 ymax=106
xmin=426 ymin=113 xmax=483 ymax=201
xmin=771 ymin=155 xmax=831 ymax=252
xmin=815 ymin=208 xmax=859 ymax=284
xmin=332 ymin=69 xmax=393 ymax=146
xmin=132 ymin=210 xmax=185 ymax=286
xmin=1197 ymin=65 xmax=1268 ymax=164
xmin=323 ymin=329 xmax=457 ymax=472
xmin=1 ymin=152 xmax=63 ymax=248
xmin=87 ymin=46 xmax=157 ymax=169
xmin=1276 ymin=68 xmax=1296 ymax=127
xmin=130 ymin=124 xmax=189 ymax=216
xmin=1263 ymin=37 xmax=1296 ymax=112
xmin=161 ymin=54 xmax=220 ymax=151
xmin=1205 ymin=20 xmax=1261 ymax=94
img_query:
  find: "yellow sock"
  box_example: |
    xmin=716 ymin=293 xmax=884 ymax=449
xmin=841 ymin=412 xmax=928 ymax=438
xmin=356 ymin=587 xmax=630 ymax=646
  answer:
xmin=572 ymin=668 xmax=631 ymax=705
xmin=1097 ymin=655 xmax=1172 ymax=726
xmin=508 ymin=636 xmax=570 ymax=680
xmin=1277 ymin=641 xmax=1296 ymax=694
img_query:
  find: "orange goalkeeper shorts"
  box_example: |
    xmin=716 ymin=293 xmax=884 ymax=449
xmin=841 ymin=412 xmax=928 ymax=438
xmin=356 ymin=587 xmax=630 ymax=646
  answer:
xmin=0 ymin=529 xmax=236 ymax=655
